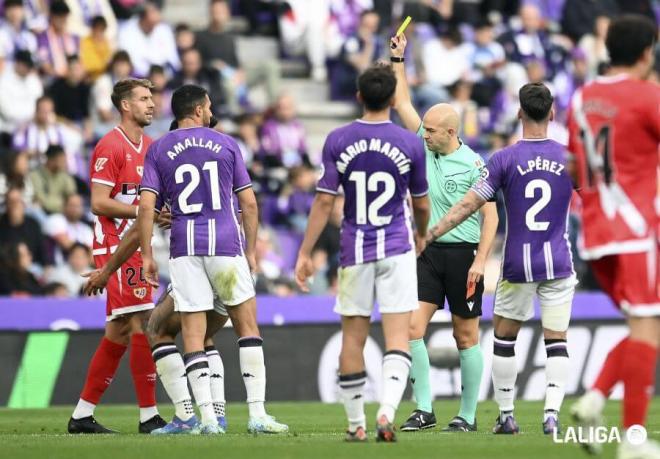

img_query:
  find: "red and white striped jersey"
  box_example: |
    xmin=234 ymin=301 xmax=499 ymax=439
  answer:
xmin=89 ymin=127 xmax=152 ymax=252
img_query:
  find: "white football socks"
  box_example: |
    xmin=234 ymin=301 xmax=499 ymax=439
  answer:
xmin=205 ymin=346 xmax=226 ymax=418
xmin=152 ymin=343 xmax=195 ymax=421
xmin=238 ymin=337 xmax=267 ymax=418
xmin=184 ymin=351 xmax=216 ymax=425
xmin=376 ymin=351 xmax=411 ymax=423
xmin=338 ymin=371 xmax=367 ymax=432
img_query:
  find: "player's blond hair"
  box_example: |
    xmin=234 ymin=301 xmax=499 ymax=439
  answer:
xmin=111 ymin=78 xmax=154 ymax=111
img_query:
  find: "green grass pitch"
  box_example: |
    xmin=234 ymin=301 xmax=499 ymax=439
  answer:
xmin=1 ymin=399 xmax=658 ymax=459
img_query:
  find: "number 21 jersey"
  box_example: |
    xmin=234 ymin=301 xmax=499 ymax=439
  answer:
xmin=141 ymin=127 xmax=252 ymax=259
xmin=317 ymin=120 xmax=428 ymax=267
xmin=473 ymin=139 xmax=574 ymax=282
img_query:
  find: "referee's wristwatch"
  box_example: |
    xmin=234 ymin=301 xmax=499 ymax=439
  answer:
xmin=390 ymin=56 xmax=404 ymax=63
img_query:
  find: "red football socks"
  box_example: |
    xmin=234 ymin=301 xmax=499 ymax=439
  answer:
xmin=130 ymin=333 xmax=157 ymax=408
xmin=80 ymin=337 xmax=127 ymax=404
xmin=621 ymin=339 xmax=657 ymax=428
xmin=592 ymin=337 xmax=629 ymax=396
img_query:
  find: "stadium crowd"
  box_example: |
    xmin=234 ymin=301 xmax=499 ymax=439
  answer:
xmin=0 ymin=0 xmax=657 ymax=297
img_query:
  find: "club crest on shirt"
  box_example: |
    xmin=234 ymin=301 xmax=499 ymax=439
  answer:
xmin=480 ymin=167 xmax=490 ymax=179
xmin=445 ymin=180 xmax=457 ymax=193
xmin=133 ymin=287 xmax=147 ymax=299
xmin=95 ymin=158 xmax=108 ymax=172
xmin=136 ymin=166 xmax=143 ymax=177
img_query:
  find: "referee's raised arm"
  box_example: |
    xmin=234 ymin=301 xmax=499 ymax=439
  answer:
xmin=390 ymin=34 xmax=422 ymax=132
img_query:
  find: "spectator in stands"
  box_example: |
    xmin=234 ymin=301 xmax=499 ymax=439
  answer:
xmin=422 ymin=25 xmax=469 ymax=90
xmin=0 ymin=0 xmax=38 ymax=59
xmin=45 ymin=193 xmax=93 ymax=255
xmin=279 ymin=0 xmax=338 ymax=82
xmin=90 ymin=50 xmax=131 ymax=137
xmin=0 ymin=187 xmax=49 ymax=267
xmin=145 ymin=87 xmax=172 ymax=138
xmin=464 ymin=18 xmax=505 ymax=107
xmin=37 ymin=1 xmax=79 ymax=78
xmin=0 ymin=50 xmax=43 ymax=141
xmin=0 ymin=151 xmax=35 ymax=214
xmin=47 ymin=55 xmax=91 ymax=129
xmin=0 ymin=242 xmax=44 ymax=296
xmin=167 ymin=48 xmax=225 ymax=116
xmin=80 ymin=16 xmax=113 ymax=80
xmin=20 ymin=0 xmax=49 ymax=32
xmin=46 ymin=242 xmax=92 ymax=296
xmin=333 ymin=9 xmax=383 ymax=99
xmin=330 ymin=0 xmax=374 ymax=39
xmin=499 ymin=4 xmax=555 ymax=74
xmin=197 ymin=0 xmax=280 ymax=113
xmin=13 ymin=95 xmax=84 ymax=174
xmin=29 ymin=144 xmax=76 ymax=214
xmin=234 ymin=112 xmax=263 ymax=168
xmin=64 ymin=0 xmax=117 ymax=40
xmin=277 ymin=165 xmax=315 ymax=233
xmin=118 ymin=1 xmax=179 ymax=77
xmin=449 ymin=79 xmax=480 ymax=147
xmin=260 ymin=93 xmax=309 ymax=168
xmin=253 ymin=226 xmax=286 ymax=294
xmin=578 ymin=14 xmax=610 ymax=80
xmin=174 ymin=22 xmax=195 ymax=55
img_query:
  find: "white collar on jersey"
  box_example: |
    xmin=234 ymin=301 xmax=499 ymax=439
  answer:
xmin=355 ymin=119 xmax=392 ymax=124
xmin=114 ymin=126 xmax=144 ymax=154
xmin=519 ymin=137 xmax=550 ymax=142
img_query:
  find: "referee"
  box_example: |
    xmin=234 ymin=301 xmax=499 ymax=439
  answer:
xmin=390 ymin=33 xmax=498 ymax=432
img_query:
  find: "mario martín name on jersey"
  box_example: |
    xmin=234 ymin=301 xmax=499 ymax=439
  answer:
xmin=336 ymin=138 xmax=411 ymax=175
xmin=166 ymin=136 xmax=223 ymax=160
xmin=517 ymin=155 xmax=565 ymax=176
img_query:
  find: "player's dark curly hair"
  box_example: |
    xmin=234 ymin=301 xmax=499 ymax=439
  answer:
xmin=519 ymin=82 xmax=553 ymax=122
xmin=357 ymin=63 xmax=397 ymax=112
xmin=606 ymin=15 xmax=657 ymax=67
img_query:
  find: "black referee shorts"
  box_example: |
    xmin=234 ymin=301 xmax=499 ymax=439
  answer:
xmin=417 ymin=242 xmax=484 ymax=318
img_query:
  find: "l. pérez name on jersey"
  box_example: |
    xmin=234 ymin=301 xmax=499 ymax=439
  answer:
xmin=166 ymin=136 xmax=222 ymax=160
xmin=517 ymin=155 xmax=565 ymax=176
xmin=336 ymin=138 xmax=411 ymax=175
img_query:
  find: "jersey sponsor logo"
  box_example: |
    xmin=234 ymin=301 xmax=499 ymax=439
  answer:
xmin=317 ymin=163 xmax=325 ymax=181
xmin=445 ymin=180 xmax=457 ymax=193
xmin=133 ymin=287 xmax=147 ymax=299
xmin=94 ymin=158 xmax=108 ymax=172
xmin=136 ymin=166 xmax=143 ymax=177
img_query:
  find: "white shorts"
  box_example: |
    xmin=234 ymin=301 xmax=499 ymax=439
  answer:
xmin=493 ymin=275 xmax=578 ymax=331
xmin=169 ymin=255 xmax=255 ymax=313
xmin=166 ymin=283 xmax=228 ymax=316
xmin=334 ymin=250 xmax=419 ymax=317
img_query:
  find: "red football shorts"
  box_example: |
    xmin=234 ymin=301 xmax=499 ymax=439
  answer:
xmin=589 ymin=245 xmax=660 ymax=317
xmin=94 ymin=250 xmax=154 ymax=321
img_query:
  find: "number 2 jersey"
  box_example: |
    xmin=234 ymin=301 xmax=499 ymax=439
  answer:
xmin=140 ymin=127 xmax=251 ymax=259
xmin=316 ymin=120 xmax=428 ymax=267
xmin=567 ymin=75 xmax=659 ymax=259
xmin=472 ymin=139 xmax=574 ymax=283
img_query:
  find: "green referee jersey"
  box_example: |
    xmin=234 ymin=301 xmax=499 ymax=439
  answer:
xmin=417 ymin=125 xmax=485 ymax=243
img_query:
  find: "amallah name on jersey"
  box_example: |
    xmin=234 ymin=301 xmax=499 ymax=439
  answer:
xmin=167 ymin=137 xmax=222 ymax=160
xmin=336 ymin=138 xmax=411 ymax=175
xmin=516 ymin=155 xmax=565 ymax=176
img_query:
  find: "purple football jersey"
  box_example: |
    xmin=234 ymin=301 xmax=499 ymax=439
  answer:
xmin=141 ymin=127 xmax=251 ymax=259
xmin=317 ymin=120 xmax=428 ymax=267
xmin=473 ymin=139 xmax=574 ymax=282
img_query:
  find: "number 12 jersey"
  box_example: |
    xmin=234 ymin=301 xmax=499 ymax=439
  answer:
xmin=317 ymin=120 xmax=428 ymax=267
xmin=472 ymin=139 xmax=574 ymax=283
xmin=141 ymin=127 xmax=252 ymax=259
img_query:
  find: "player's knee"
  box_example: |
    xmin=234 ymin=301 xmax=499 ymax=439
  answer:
xmin=453 ymin=328 xmax=478 ymax=350
xmin=408 ymin=320 xmax=427 ymax=340
xmin=540 ymin=303 xmax=571 ymax=333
